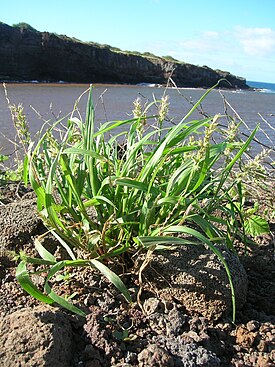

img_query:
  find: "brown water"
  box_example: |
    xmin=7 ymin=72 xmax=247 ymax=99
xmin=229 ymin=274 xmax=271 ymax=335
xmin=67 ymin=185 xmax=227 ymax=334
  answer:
xmin=0 ymin=83 xmax=274 ymax=157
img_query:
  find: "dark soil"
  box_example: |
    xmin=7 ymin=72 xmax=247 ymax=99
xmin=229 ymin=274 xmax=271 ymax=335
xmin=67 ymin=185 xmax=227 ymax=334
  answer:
xmin=0 ymin=182 xmax=274 ymax=367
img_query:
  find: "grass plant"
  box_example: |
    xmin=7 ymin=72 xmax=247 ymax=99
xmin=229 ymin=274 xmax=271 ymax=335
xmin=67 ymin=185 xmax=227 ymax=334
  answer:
xmin=14 ymin=83 xmax=270 ymax=321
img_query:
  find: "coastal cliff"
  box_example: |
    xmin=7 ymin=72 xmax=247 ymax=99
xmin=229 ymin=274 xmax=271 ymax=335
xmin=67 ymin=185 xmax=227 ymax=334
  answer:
xmin=0 ymin=23 xmax=248 ymax=88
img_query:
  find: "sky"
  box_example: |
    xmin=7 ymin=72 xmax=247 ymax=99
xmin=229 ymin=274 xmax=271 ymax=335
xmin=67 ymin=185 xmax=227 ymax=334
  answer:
xmin=1 ymin=0 xmax=275 ymax=83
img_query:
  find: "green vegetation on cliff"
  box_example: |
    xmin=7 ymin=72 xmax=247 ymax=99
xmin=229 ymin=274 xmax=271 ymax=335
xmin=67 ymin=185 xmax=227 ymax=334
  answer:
xmin=12 ymin=22 xmax=38 ymax=32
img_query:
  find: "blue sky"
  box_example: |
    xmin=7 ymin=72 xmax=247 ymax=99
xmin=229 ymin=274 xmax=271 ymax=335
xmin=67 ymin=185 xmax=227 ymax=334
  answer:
xmin=2 ymin=0 xmax=275 ymax=82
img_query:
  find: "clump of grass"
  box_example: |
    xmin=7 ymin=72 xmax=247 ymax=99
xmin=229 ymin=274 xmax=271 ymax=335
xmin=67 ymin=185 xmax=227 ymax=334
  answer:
xmin=15 ymin=83 xmax=267 ymax=321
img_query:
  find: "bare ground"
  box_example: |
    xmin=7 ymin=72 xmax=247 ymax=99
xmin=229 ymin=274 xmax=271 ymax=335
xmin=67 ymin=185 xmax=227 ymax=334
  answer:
xmin=0 ymin=182 xmax=274 ymax=367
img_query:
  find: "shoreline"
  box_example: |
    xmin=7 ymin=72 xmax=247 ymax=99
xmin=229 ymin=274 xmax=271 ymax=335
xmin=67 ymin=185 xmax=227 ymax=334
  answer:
xmin=1 ymin=80 xmax=254 ymax=92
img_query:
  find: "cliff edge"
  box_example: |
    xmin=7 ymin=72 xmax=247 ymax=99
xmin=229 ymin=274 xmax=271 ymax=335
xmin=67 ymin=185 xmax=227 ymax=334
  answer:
xmin=0 ymin=23 xmax=248 ymax=89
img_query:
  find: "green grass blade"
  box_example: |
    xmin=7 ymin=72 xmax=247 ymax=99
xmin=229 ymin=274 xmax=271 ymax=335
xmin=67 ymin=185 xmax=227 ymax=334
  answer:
xmin=164 ymin=145 xmax=199 ymax=155
xmin=23 ymin=155 xmax=29 ymax=185
xmin=50 ymin=231 xmax=76 ymax=260
xmin=34 ymin=238 xmax=56 ymax=262
xmin=28 ymin=163 xmax=46 ymax=211
xmin=180 ymin=81 xmax=223 ymax=122
xmin=115 ymin=178 xmax=151 ymax=193
xmin=165 ymin=117 xmax=212 ymax=149
xmin=59 ymin=154 xmax=87 ymax=211
xmin=44 ymin=261 xmax=86 ymax=317
xmin=94 ymin=117 xmax=151 ymax=137
xmin=16 ymin=261 xmax=54 ymax=304
xmin=120 ymin=129 xmax=160 ymax=177
xmin=188 ymin=214 xmax=222 ymax=240
xmin=83 ymin=195 xmax=117 ymax=209
xmin=90 ymin=259 xmax=132 ymax=303
xmin=224 ymin=125 xmax=259 ymax=172
xmin=83 ymin=86 xmax=101 ymax=196
xmin=137 ymin=236 xmax=199 ymax=247
xmin=63 ymin=147 xmax=108 ymax=162
xmin=157 ymin=196 xmax=182 ymax=206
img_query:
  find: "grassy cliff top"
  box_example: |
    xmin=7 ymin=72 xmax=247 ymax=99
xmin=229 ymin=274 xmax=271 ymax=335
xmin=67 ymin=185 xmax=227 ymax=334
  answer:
xmin=8 ymin=21 xmax=186 ymax=64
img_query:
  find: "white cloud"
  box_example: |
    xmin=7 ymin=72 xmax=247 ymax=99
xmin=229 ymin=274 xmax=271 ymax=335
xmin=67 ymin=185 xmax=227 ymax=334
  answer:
xmin=142 ymin=26 xmax=275 ymax=81
xmin=235 ymin=26 xmax=275 ymax=57
xmin=179 ymin=31 xmax=222 ymax=53
xmin=203 ymin=31 xmax=219 ymax=39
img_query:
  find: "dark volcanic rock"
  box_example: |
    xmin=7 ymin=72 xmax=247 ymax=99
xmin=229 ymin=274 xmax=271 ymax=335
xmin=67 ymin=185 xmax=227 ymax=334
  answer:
xmin=0 ymin=306 xmax=73 ymax=367
xmin=137 ymin=244 xmax=248 ymax=320
xmin=0 ymin=23 xmax=248 ymax=88
xmin=0 ymin=197 xmax=42 ymax=250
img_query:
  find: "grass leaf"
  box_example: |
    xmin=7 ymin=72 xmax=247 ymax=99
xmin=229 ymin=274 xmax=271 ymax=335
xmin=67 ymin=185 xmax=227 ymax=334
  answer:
xmin=16 ymin=261 xmax=54 ymax=304
xmin=34 ymin=238 xmax=56 ymax=262
xmin=90 ymin=259 xmax=132 ymax=303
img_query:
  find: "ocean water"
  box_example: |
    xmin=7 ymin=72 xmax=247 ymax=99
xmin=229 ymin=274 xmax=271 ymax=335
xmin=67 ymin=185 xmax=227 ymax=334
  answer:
xmin=0 ymin=83 xmax=274 ymax=159
xmin=247 ymin=80 xmax=275 ymax=94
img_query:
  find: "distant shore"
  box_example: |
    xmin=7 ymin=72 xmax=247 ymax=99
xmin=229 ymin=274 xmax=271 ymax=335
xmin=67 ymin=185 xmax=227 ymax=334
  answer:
xmin=1 ymin=80 xmax=253 ymax=92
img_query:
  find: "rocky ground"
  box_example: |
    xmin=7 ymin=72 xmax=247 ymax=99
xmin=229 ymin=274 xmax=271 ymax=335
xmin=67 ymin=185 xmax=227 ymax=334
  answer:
xmin=0 ymin=182 xmax=274 ymax=367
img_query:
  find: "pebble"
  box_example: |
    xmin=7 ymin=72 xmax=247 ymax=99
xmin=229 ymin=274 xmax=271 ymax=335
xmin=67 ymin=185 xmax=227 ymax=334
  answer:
xmin=246 ymin=320 xmax=260 ymax=332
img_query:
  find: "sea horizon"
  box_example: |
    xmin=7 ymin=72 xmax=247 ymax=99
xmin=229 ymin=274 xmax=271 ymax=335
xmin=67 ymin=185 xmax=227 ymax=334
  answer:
xmin=247 ymin=80 xmax=275 ymax=93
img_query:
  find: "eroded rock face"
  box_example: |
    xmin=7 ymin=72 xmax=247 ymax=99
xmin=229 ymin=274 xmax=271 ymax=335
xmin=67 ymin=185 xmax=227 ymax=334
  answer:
xmin=0 ymin=306 xmax=73 ymax=367
xmin=0 ymin=23 xmax=249 ymax=89
xmin=138 ymin=244 xmax=248 ymax=320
